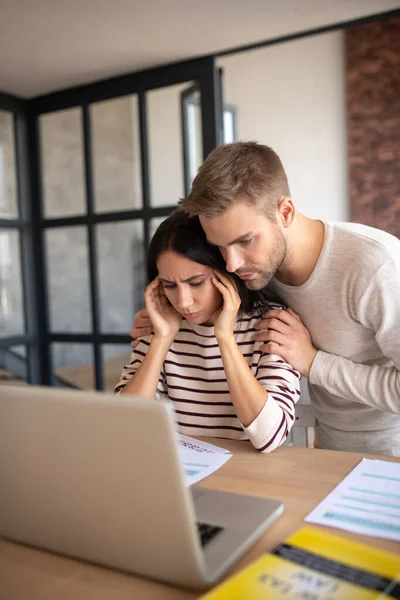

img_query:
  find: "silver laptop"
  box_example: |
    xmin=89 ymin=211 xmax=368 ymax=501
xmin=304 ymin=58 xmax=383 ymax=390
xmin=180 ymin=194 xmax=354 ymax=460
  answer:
xmin=0 ymin=385 xmax=283 ymax=590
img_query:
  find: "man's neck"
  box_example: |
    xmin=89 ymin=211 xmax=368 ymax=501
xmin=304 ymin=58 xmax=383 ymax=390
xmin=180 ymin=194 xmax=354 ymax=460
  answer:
xmin=275 ymin=216 xmax=325 ymax=287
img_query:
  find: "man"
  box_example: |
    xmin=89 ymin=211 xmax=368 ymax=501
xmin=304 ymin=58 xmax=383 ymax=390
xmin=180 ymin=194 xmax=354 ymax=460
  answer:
xmin=131 ymin=142 xmax=400 ymax=456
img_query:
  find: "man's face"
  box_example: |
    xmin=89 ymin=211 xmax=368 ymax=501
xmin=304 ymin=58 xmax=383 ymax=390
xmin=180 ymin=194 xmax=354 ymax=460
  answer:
xmin=199 ymin=201 xmax=287 ymax=290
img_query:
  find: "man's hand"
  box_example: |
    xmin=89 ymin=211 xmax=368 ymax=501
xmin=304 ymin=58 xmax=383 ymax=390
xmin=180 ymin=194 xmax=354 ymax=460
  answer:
xmin=130 ymin=308 xmax=153 ymax=349
xmin=255 ymin=308 xmax=317 ymax=376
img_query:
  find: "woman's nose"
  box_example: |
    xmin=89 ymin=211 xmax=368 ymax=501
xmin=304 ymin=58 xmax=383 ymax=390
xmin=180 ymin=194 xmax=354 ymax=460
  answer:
xmin=177 ymin=288 xmax=193 ymax=310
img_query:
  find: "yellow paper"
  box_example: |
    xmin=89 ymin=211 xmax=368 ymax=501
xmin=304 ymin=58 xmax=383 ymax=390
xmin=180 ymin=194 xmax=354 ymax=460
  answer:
xmin=201 ymin=527 xmax=400 ymax=600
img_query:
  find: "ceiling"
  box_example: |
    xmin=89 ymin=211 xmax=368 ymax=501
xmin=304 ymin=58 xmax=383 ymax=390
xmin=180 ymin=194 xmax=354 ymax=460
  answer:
xmin=0 ymin=0 xmax=398 ymax=98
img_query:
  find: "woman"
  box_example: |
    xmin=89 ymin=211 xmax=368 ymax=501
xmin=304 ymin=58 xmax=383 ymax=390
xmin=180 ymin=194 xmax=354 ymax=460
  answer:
xmin=115 ymin=210 xmax=300 ymax=452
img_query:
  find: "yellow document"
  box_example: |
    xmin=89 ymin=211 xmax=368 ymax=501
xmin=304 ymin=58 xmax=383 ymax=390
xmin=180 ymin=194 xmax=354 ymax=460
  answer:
xmin=201 ymin=527 xmax=400 ymax=599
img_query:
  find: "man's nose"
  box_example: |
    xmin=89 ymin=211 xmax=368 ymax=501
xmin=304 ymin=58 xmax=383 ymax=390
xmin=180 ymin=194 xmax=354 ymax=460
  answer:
xmin=225 ymin=248 xmax=244 ymax=273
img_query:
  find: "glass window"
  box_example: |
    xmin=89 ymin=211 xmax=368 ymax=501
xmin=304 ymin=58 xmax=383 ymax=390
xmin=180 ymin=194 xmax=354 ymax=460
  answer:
xmin=0 ymin=344 xmax=27 ymax=385
xmin=223 ymin=106 xmax=237 ymax=144
xmin=40 ymin=108 xmax=86 ymax=218
xmin=148 ymin=82 xmax=195 ymax=207
xmin=91 ymin=95 xmax=142 ymax=213
xmin=96 ymin=220 xmax=145 ymax=333
xmin=45 ymin=226 xmax=91 ymax=332
xmin=9 ymin=344 xmax=27 ymax=357
xmin=102 ymin=343 xmax=132 ymax=393
xmin=0 ymin=111 xmax=18 ymax=219
xmin=52 ymin=342 xmax=95 ymax=390
xmin=149 ymin=216 xmax=169 ymax=241
xmin=181 ymin=86 xmax=203 ymax=194
xmin=0 ymin=229 xmax=24 ymax=337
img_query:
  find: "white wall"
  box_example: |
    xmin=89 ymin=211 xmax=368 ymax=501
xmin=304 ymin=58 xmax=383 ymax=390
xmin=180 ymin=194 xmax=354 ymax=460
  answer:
xmin=219 ymin=31 xmax=349 ymax=222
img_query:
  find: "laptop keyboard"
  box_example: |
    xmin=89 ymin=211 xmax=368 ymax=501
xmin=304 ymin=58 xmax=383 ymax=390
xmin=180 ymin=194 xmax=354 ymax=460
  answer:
xmin=197 ymin=522 xmax=224 ymax=547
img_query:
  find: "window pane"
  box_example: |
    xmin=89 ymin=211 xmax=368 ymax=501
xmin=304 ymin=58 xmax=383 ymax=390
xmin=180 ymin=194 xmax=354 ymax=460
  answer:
xmin=45 ymin=226 xmax=91 ymax=332
xmin=223 ymin=108 xmax=236 ymax=144
xmin=0 ymin=345 xmax=27 ymax=385
xmin=149 ymin=216 xmax=169 ymax=242
xmin=148 ymin=82 xmax=196 ymax=207
xmin=96 ymin=221 xmax=145 ymax=333
xmin=40 ymin=108 xmax=86 ymax=218
xmin=91 ymin=95 xmax=142 ymax=213
xmin=182 ymin=87 xmax=203 ymax=193
xmin=10 ymin=344 xmax=27 ymax=357
xmin=52 ymin=343 xmax=94 ymax=390
xmin=0 ymin=229 xmax=24 ymax=337
xmin=102 ymin=344 xmax=132 ymax=393
xmin=0 ymin=111 xmax=18 ymax=218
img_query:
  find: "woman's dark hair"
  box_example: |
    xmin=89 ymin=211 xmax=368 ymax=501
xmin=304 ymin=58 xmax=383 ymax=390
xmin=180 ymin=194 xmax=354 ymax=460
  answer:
xmin=147 ymin=209 xmax=278 ymax=314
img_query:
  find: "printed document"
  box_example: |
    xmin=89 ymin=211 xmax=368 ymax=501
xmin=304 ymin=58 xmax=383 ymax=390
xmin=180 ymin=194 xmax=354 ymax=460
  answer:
xmin=306 ymin=458 xmax=400 ymax=542
xmin=177 ymin=434 xmax=232 ymax=486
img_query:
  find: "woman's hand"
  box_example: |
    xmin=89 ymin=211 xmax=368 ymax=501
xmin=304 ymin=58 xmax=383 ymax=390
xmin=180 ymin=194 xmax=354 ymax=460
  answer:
xmin=212 ymin=271 xmax=241 ymax=340
xmin=144 ymin=277 xmax=182 ymax=340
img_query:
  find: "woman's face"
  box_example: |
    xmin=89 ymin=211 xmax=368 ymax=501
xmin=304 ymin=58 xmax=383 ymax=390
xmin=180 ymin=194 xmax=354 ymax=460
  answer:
xmin=156 ymin=250 xmax=223 ymax=325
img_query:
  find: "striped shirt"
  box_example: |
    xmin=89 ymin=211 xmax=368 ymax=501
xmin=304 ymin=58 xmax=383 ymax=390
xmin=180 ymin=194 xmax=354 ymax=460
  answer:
xmin=115 ymin=312 xmax=301 ymax=453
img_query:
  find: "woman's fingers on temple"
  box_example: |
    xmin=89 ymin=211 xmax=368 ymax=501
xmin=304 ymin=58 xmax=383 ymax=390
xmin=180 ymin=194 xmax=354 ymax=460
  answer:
xmin=214 ymin=271 xmax=239 ymax=300
xmin=212 ymin=278 xmax=229 ymax=299
xmin=213 ymin=272 xmax=234 ymax=293
xmin=212 ymin=277 xmax=226 ymax=293
xmin=146 ymin=277 xmax=160 ymax=292
xmin=213 ymin=270 xmax=232 ymax=286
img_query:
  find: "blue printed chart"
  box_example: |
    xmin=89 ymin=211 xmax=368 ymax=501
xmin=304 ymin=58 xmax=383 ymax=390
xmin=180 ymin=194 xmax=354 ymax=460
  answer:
xmin=177 ymin=435 xmax=232 ymax=486
xmin=306 ymin=457 xmax=400 ymax=542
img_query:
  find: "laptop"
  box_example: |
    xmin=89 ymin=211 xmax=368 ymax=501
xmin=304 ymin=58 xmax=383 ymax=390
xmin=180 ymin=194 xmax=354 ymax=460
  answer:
xmin=0 ymin=385 xmax=283 ymax=590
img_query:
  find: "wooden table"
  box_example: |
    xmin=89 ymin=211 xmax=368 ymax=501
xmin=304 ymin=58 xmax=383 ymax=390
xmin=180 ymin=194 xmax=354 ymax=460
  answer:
xmin=1 ymin=441 xmax=399 ymax=599
xmin=55 ymin=352 xmax=131 ymax=392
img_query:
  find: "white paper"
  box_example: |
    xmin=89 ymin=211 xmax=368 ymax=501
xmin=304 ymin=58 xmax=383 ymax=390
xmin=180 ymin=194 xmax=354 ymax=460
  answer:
xmin=177 ymin=434 xmax=232 ymax=486
xmin=182 ymin=452 xmax=232 ymax=486
xmin=305 ymin=458 xmax=400 ymax=542
xmin=178 ymin=434 xmax=231 ymax=455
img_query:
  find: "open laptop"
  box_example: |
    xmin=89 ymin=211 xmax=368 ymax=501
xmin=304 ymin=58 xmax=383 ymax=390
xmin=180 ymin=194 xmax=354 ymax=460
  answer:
xmin=0 ymin=385 xmax=283 ymax=590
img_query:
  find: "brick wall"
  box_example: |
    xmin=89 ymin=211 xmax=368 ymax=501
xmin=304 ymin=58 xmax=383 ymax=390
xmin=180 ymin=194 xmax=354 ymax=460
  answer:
xmin=346 ymin=16 xmax=400 ymax=237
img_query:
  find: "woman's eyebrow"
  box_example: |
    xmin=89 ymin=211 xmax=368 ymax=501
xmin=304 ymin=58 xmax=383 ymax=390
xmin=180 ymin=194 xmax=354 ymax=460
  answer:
xmin=159 ymin=274 xmax=205 ymax=284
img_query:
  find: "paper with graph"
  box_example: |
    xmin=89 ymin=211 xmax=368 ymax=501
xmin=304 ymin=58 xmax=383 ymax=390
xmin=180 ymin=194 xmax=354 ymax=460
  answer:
xmin=306 ymin=458 xmax=400 ymax=542
xmin=177 ymin=434 xmax=232 ymax=486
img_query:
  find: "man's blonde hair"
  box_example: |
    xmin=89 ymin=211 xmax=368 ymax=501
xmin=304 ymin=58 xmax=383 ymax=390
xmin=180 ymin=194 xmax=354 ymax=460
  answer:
xmin=180 ymin=141 xmax=290 ymax=219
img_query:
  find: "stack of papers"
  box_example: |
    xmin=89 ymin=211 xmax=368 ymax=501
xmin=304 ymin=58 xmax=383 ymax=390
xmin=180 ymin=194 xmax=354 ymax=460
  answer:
xmin=177 ymin=435 xmax=232 ymax=486
xmin=306 ymin=458 xmax=400 ymax=542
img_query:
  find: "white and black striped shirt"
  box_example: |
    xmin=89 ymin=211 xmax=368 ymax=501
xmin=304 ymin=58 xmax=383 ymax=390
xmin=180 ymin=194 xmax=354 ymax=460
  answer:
xmin=115 ymin=311 xmax=301 ymax=453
